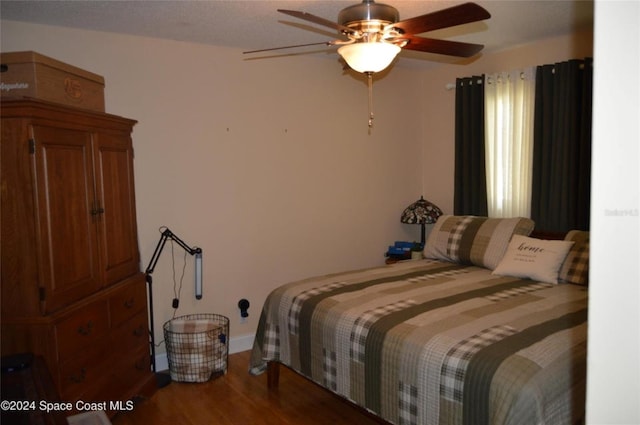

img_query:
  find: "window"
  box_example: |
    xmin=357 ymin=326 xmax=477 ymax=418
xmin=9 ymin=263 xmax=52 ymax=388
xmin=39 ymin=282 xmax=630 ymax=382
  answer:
xmin=484 ymin=68 xmax=536 ymax=218
xmin=455 ymin=59 xmax=592 ymax=231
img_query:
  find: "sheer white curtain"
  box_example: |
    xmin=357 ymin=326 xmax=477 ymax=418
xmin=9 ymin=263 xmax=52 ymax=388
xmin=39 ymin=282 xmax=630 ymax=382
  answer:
xmin=484 ymin=67 xmax=536 ymax=218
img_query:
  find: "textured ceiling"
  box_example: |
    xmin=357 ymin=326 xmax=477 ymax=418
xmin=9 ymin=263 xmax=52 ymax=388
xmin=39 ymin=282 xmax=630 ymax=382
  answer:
xmin=1 ymin=1 xmax=594 ymax=67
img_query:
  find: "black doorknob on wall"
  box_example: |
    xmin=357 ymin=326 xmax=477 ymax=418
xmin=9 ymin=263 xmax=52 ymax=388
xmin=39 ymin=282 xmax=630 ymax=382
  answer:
xmin=238 ymin=299 xmax=250 ymax=318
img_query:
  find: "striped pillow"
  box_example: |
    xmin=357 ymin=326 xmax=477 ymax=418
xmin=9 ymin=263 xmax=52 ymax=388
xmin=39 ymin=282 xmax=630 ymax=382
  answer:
xmin=424 ymin=215 xmax=535 ymax=270
xmin=559 ymin=230 xmax=590 ymax=285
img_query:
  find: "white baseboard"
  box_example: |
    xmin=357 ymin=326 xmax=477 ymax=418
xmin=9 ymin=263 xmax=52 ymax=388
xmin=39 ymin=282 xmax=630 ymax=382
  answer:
xmin=155 ymin=333 xmax=254 ymax=372
xmin=228 ymin=333 xmax=256 ymax=354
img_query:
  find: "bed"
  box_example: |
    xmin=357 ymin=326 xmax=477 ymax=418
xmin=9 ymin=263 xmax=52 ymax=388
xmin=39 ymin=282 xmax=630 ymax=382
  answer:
xmin=249 ymin=215 xmax=589 ymax=425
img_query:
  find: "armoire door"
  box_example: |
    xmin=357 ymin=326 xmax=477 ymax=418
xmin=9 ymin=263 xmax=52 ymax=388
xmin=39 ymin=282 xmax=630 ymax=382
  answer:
xmin=93 ymin=132 xmax=141 ymax=286
xmin=31 ymin=124 xmax=102 ymax=313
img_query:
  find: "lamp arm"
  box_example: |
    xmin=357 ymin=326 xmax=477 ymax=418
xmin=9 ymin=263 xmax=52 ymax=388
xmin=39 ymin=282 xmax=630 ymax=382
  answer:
xmin=145 ymin=228 xmax=201 ymax=279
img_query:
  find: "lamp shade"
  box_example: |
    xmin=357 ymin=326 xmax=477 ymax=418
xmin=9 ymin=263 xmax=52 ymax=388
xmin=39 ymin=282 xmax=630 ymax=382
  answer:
xmin=400 ymin=196 xmax=443 ymax=225
xmin=337 ymin=43 xmax=401 ymax=73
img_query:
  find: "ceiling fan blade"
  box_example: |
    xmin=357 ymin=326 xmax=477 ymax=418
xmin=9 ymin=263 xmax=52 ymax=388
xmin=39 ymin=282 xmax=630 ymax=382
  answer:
xmin=278 ymin=9 xmax=356 ymax=34
xmin=243 ymin=41 xmax=336 ymax=54
xmin=399 ymin=36 xmax=484 ymax=57
xmin=392 ymin=2 xmax=490 ymax=35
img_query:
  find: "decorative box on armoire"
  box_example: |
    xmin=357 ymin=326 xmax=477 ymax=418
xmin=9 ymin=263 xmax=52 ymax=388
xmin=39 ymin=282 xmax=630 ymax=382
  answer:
xmin=1 ymin=98 xmax=156 ymax=412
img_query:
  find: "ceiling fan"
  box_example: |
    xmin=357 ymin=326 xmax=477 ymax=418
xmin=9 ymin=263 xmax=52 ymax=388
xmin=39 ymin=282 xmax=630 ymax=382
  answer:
xmin=244 ymin=1 xmax=491 ymax=128
xmin=245 ymin=1 xmax=490 ymax=72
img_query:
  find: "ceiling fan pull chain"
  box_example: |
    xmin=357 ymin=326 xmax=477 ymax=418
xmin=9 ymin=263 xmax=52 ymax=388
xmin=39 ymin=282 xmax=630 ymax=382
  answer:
xmin=367 ymin=72 xmax=374 ymax=129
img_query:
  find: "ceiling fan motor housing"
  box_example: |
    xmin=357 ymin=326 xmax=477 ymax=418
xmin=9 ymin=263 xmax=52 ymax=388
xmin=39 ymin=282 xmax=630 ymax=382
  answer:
xmin=338 ymin=0 xmax=400 ymax=37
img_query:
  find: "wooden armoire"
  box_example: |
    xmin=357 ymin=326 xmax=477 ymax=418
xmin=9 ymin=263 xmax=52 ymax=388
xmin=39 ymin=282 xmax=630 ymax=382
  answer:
xmin=1 ymin=99 xmax=156 ymax=408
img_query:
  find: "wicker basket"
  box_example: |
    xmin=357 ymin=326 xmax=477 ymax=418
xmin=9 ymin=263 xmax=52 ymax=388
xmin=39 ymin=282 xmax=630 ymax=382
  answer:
xmin=163 ymin=314 xmax=229 ymax=383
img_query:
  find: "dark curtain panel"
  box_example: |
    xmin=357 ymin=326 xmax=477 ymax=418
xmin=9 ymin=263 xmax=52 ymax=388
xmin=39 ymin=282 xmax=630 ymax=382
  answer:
xmin=531 ymin=58 xmax=593 ymax=232
xmin=454 ymin=76 xmax=488 ymax=216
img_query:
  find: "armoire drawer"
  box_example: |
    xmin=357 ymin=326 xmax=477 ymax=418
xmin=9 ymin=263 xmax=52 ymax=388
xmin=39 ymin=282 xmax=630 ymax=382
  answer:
xmin=55 ymin=300 xmax=109 ymax=360
xmin=58 ymin=339 xmax=114 ymax=400
xmin=111 ymin=310 xmax=148 ymax=353
xmin=109 ymin=276 xmax=147 ymax=328
xmin=112 ymin=345 xmax=152 ymax=394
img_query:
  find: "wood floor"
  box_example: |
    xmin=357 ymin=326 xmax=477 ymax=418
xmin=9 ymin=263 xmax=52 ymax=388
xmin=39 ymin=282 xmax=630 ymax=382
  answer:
xmin=111 ymin=350 xmax=384 ymax=425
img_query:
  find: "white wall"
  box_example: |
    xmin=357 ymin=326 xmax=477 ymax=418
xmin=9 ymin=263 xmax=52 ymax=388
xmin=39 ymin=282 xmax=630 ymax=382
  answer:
xmin=1 ymin=20 xmax=425 ymax=353
xmin=587 ymin=1 xmax=640 ymax=423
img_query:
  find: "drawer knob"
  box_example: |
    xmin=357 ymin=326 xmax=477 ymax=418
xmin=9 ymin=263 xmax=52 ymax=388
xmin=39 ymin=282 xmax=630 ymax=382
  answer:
xmin=77 ymin=320 xmax=94 ymax=336
xmin=124 ymin=298 xmax=135 ymax=309
xmin=69 ymin=368 xmax=86 ymax=383
xmin=133 ymin=325 xmax=146 ymax=337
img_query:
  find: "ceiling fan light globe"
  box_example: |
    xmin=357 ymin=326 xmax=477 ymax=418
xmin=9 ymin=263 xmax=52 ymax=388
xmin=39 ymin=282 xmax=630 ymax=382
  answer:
xmin=337 ymin=43 xmax=401 ymax=73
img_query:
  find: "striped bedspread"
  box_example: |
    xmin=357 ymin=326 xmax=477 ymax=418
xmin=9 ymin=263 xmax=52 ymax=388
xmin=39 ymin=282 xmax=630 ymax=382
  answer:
xmin=250 ymin=259 xmax=587 ymax=425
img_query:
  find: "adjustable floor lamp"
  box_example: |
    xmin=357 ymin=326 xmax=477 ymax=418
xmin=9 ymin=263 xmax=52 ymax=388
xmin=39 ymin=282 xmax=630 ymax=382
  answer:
xmin=145 ymin=227 xmax=202 ymax=387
